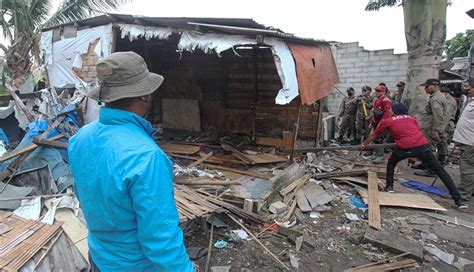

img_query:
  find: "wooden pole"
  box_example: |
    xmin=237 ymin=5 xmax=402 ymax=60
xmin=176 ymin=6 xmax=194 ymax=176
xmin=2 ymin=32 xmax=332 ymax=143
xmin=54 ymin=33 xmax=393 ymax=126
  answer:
xmin=204 ymin=224 xmax=214 ymax=272
xmin=287 ymin=143 xmax=396 ymax=153
xmin=315 ymin=97 xmax=325 ymax=147
xmin=227 ymin=214 xmax=291 ymax=270
xmin=289 ymin=102 xmax=302 ymax=161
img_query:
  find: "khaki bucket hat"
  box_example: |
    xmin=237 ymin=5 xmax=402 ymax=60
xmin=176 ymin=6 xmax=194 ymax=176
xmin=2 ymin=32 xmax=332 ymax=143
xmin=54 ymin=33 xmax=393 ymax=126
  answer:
xmin=88 ymin=51 xmax=164 ymax=103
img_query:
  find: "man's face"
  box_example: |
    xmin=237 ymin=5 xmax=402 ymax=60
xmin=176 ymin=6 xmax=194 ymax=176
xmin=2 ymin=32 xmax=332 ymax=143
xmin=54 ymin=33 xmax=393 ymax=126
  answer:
xmin=462 ymin=83 xmax=474 ymax=97
xmin=347 ymin=90 xmax=354 ymax=97
xmin=397 ymin=85 xmax=404 ymax=92
xmin=423 ymin=84 xmax=437 ymax=94
xmin=362 ymin=89 xmax=370 ymax=96
xmin=375 ymin=90 xmax=383 ymax=98
xmin=138 ymin=94 xmax=153 ymax=117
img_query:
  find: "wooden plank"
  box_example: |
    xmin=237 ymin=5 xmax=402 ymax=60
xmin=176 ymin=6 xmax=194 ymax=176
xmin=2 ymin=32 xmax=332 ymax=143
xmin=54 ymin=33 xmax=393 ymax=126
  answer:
xmin=358 ymin=190 xmax=447 ymax=212
xmin=346 ymin=259 xmax=417 ymax=272
xmin=201 ymin=164 xmax=272 ymax=180
xmin=368 ymin=171 xmax=381 ymax=230
xmin=187 ymin=152 xmax=213 ymax=168
xmin=169 ymin=153 xmax=246 ymax=165
xmin=243 ymin=153 xmax=287 ymax=164
xmin=364 ymin=228 xmax=424 ymax=261
xmin=345 ymin=252 xmax=410 ymax=271
xmin=174 ymin=179 xmax=240 ymax=186
xmin=419 ymin=211 xmax=474 ymax=229
xmin=221 ymin=143 xmax=255 ymax=165
xmin=290 ymin=143 xmax=396 ymax=153
xmin=32 ymin=137 xmax=68 ymax=149
xmin=160 ymin=143 xmax=200 ymax=155
xmin=280 ymin=174 xmax=311 ymax=195
xmin=431 ymin=224 xmax=474 ymax=246
xmin=8 ymin=88 xmax=34 ymax=122
xmin=295 ymin=190 xmax=312 ymax=212
xmin=0 ymin=134 xmax=65 ymax=163
xmin=302 ymin=182 xmax=334 ymax=208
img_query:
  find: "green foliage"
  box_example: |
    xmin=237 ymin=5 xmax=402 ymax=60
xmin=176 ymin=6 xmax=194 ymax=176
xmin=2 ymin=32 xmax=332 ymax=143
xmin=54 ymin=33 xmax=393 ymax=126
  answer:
xmin=445 ymin=29 xmax=474 ymax=60
xmin=365 ymin=0 xmax=399 ymax=11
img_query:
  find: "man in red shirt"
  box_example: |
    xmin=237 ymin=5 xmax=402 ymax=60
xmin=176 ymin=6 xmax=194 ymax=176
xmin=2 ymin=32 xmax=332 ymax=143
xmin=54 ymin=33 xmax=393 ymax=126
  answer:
xmin=370 ymin=85 xmax=392 ymax=163
xmin=359 ymin=103 xmax=467 ymax=209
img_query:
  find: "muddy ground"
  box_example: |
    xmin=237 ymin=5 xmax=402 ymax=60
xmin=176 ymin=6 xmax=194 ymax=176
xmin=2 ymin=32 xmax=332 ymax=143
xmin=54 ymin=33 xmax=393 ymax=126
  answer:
xmin=184 ymin=152 xmax=474 ymax=272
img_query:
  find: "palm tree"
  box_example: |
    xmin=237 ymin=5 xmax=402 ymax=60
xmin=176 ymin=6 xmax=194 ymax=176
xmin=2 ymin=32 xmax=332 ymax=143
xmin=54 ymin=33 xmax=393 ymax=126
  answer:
xmin=366 ymin=0 xmax=448 ymax=117
xmin=0 ymin=0 xmax=129 ymax=89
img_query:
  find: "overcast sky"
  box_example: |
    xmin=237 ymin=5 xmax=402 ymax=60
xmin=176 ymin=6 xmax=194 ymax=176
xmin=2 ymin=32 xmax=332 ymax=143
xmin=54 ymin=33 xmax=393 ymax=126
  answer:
xmin=46 ymin=0 xmax=474 ymax=54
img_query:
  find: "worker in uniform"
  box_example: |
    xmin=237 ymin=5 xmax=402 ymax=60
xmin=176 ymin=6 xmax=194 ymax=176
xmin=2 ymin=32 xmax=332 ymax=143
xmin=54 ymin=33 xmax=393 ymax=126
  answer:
xmin=437 ymin=86 xmax=457 ymax=164
xmin=337 ymin=87 xmax=358 ymax=142
xmin=413 ymin=79 xmax=446 ymax=176
xmin=370 ymin=84 xmax=392 ymax=163
xmin=453 ymin=78 xmax=474 ymax=202
xmin=356 ymin=86 xmax=374 ymax=143
xmin=359 ymin=102 xmax=467 ymax=209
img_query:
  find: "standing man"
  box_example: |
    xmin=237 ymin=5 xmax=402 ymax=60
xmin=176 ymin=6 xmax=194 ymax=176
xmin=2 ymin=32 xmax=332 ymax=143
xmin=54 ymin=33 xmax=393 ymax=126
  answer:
xmin=437 ymin=86 xmax=457 ymax=164
xmin=413 ymin=79 xmax=446 ymax=175
xmin=359 ymin=103 xmax=466 ymax=209
xmin=356 ymin=86 xmax=374 ymax=143
xmin=370 ymin=84 xmax=392 ymax=163
xmin=68 ymin=52 xmax=195 ymax=272
xmin=392 ymin=82 xmax=405 ymax=103
xmin=338 ymin=87 xmax=358 ymax=142
xmin=453 ymin=79 xmax=474 ymax=202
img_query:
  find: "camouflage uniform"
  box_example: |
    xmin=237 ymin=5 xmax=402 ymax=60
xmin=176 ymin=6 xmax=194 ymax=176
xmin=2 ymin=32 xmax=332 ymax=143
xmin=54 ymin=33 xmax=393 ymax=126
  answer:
xmin=419 ymin=90 xmax=447 ymax=152
xmin=355 ymin=94 xmax=374 ymax=141
xmin=338 ymin=96 xmax=358 ymax=139
xmin=437 ymin=95 xmax=457 ymax=158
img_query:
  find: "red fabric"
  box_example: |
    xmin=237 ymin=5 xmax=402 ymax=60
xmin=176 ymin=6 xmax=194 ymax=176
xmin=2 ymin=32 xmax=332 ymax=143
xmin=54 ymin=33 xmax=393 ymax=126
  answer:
xmin=374 ymin=115 xmax=429 ymax=149
xmin=372 ymin=95 xmax=392 ymax=126
xmin=288 ymin=44 xmax=340 ymax=105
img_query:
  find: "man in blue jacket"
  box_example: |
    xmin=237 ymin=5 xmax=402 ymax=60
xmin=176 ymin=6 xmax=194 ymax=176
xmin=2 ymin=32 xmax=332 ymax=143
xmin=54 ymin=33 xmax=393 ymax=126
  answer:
xmin=68 ymin=51 xmax=195 ymax=272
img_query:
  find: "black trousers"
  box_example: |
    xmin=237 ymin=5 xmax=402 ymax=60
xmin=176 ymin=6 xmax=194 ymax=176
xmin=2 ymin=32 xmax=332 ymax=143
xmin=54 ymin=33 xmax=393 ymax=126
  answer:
xmin=89 ymin=255 xmax=100 ymax=272
xmin=386 ymin=144 xmax=461 ymax=201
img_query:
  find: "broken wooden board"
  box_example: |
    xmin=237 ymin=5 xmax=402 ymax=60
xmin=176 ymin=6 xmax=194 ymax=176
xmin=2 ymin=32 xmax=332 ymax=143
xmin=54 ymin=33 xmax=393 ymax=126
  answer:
xmin=345 ymin=258 xmax=417 ymax=272
xmin=331 ymin=177 xmax=368 ymax=186
xmin=358 ymin=190 xmax=447 ymax=212
xmin=0 ymin=134 xmax=65 ymax=162
xmin=364 ymin=228 xmax=424 ymax=261
xmin=54 ymin=209 xmax=88 ymax=260
xmin=295 ymin=190 xmax=312 ymax=212
xmin=187 ymin=152 xmax=213 ymax=168
xmin=160 ymin=143 xmax=200 ymax=155
xmin=367 ymin=171 xmax=381 ymax=230
xmin=221 ymin=143 xmax=255 ymax=165
xmin=419 ymin=211 xmax=474 ymax=229
xmin=243 ymin=153 xmax=287 ymax=164
xmin=301 ymin=182 xmax=334 ymax=208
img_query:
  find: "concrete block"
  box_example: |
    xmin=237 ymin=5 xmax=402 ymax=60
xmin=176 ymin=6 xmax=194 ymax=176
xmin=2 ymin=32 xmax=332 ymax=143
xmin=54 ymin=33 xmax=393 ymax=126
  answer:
xmin=375 ymin=49 xmax=394 ymax=56
xmin=380 ymin=55 xmax=396 ymax=61
xmin=269 ymin=201 xmax=289 ymax=214
xmin=368 ymin=55 xmax=381 ymax=61
xmin=342 ymin=52 xmax=359 ymax=58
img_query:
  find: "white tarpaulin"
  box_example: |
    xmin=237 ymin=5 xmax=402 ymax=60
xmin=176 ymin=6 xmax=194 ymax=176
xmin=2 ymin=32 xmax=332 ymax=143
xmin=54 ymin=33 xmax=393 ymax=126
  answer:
xmin=40 ymin=24 xmax=114 ymax=88
xmin=119 ymin=23 xmax=173 ymax=41
xmin=177 ymin=31 xmax=299 ymax=105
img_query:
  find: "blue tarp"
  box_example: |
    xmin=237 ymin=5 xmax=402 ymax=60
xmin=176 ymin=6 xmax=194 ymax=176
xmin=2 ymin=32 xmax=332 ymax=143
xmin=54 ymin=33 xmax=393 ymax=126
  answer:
xmin=0 ymin=105 xmax=80 ymax=192
xmin=401 ymin=180 xmax=448 ymax=196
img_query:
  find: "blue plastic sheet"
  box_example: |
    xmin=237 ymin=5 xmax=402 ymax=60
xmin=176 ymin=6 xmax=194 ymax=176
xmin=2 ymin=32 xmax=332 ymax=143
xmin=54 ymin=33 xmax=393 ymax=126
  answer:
xmin=349 ymin=195 xmax=368 ymax=209
xmin=401 ymin=180 xmax=448 ymax=196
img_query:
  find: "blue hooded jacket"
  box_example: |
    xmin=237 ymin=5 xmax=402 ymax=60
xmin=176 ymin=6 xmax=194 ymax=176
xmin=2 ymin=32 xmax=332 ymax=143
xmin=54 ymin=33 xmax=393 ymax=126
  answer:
xmin=68 ymin=107 xmax=193 ymax=272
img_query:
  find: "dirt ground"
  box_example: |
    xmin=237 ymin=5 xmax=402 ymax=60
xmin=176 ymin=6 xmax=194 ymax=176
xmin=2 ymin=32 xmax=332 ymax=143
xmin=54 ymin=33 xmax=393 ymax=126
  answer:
xmin=184 ymin=152 xmax=474 ymax=272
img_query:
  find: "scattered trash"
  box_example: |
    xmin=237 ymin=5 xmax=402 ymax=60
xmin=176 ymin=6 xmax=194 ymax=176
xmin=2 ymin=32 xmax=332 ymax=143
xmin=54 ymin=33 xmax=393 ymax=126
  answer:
xmin=231 ymin=229 xmax=251 ymax=241
xmin=206 ymin=213 xmax=228 ymax=228
xmin=275 ymin=217 xmax=297 ymax=228
xmin=424 ymin=244 xmax=455 ymax=265
xmin=289 ymin=253 xmax=300 ymax=270
xmin=309 ymin=211 xmax=322 ymax=219
xmin=213 ymin=240 xmax=228 ymax=249
xmin=345 ymin=213 xmax=360 ymax=222
xmin=336 ymin=226 xmax=352 ymax=233
xmin=187 ymin=247 xmax=208 ymax=260
xmin=348 ymin=195 xmax=368 ymax=209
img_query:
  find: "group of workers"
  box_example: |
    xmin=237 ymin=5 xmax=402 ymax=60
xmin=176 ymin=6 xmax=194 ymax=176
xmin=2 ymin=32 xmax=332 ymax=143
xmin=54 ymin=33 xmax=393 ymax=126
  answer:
xmin=356 ymin=78 xmax=474 ymax=209
xmin=63 ymin=51 xmax=474 ymax=271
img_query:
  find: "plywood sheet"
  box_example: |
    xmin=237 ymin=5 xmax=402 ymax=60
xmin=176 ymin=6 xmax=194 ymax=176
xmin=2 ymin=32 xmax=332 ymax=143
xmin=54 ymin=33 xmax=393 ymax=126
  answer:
xmin=160 ymin=143 xmax=200 ymax=155
xmin=302 ymin=183 xmax=334 ymax=208
xmin=162 ymin=99 xmax=201 ymax=132
xmin=367 ymin=171 xmax=381 ymax=229
xmin=55 ymin=209 xmax=88 ymax=260
xmin=296 ymin=190 xmax=312 ymax=212
xmin=359 ymin=190 xmax=447 ymax=212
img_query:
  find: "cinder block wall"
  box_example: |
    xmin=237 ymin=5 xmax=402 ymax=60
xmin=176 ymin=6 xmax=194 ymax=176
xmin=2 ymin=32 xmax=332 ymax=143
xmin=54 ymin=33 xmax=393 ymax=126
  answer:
xmin=326 ymin=42 xmax=408 ymax=115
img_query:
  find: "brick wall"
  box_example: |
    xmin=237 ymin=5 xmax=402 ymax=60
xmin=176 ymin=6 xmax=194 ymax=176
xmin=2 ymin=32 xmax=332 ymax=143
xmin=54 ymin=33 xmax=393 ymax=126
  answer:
xmin=74 ymin=38 xmax=100 ymax=82
xmin=326 ymin=42 xmax=408 ymax=115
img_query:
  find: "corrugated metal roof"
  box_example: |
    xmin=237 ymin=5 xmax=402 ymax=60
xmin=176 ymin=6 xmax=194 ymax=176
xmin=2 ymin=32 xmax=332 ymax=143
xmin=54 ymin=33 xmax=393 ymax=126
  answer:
xmin=41 ymin=13 xmax=328 ymax=45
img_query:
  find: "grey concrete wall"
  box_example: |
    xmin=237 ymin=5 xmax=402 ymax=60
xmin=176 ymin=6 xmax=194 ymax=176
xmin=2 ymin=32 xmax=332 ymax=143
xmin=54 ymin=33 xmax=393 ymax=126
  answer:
xmin=326 ymin=42 xmax=408 ymax=115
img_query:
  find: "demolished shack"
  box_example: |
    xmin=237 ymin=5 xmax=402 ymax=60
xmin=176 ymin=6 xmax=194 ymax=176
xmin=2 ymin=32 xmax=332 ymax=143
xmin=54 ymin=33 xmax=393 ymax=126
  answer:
xmin=40 ymin=14 xmax=339 ymax=145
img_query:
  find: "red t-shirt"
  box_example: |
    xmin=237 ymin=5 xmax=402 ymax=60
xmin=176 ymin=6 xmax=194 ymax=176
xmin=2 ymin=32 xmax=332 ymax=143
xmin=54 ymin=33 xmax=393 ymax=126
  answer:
xmin=373 ymin=115 xmax=429 ymax=149
xmin=373 ymin=95 xmax=392 ymax=126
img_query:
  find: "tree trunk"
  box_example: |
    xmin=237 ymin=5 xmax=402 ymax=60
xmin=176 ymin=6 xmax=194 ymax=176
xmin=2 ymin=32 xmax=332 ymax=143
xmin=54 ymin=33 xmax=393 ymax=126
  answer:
xmin=403 ymin=0 xmax=447 ymax=118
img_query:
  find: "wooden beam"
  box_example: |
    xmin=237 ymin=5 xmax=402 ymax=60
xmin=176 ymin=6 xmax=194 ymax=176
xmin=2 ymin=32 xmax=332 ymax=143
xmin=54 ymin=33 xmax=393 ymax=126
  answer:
xmin=367 ymin=171 xmax=381 ymax=230
xmin=0 ymin=134 xmax=65 ymax=162
xmin=174 ymin=179 xmax=240 ymax=186
xmin=169 ymin=153 xmax=246 ymax=165
xmin=315 ymin=97 xmax=325 ymax=147
xmin=289 ymin=103 xmax=301 ymax=161
xmin=201 ymin=163 xmax=272 ymax=180
xmin=0 ymin=92 xmax=40 ymax=102
xmin=8 ymin=88 xmax=35 ymax=122
xmin=187 ymin=152 xmax=213 ymax=168
xmin=32 ymin=137 xmax=68 ymax=149
xmin=287 ymin=143 xmax=396 ymax=153
xmin=221 ymin=143 xmax=255 ymax=165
